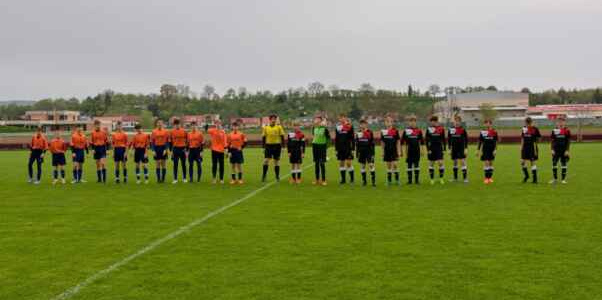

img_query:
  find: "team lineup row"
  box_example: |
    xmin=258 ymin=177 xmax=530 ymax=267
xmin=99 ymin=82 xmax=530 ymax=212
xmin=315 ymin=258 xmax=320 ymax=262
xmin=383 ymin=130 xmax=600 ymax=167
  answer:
xmin=25 ymin=114 xmax=572 ymax=186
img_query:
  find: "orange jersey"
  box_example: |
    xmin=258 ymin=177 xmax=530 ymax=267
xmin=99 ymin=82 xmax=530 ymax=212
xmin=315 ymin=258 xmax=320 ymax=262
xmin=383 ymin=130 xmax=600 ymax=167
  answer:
xmin=188 ymin=130 xmax=204 ymax=148
xmin=131 ymin=132 xmax=150 ymax=149
xmin=227 ymin=131 xmax=247 ymax=150
xmin=207 ymin=127 xmax=227 ymax=152
xmin=90 ymin=130 xmax=109 ymax=146
xmin=151 ymin=128 xmax=169 ymax=146
xmin=30 ymin=133 xmax=48 ymax=150
xmin=111 ymin=131 xmax=129 ymax=148
xmin=70 ymin=132 xmax=88 ymax=149
xmin=170 ymin=128 xmax=188 ymax=147
xmin=49 ymin=138 xmax=68 ymax=154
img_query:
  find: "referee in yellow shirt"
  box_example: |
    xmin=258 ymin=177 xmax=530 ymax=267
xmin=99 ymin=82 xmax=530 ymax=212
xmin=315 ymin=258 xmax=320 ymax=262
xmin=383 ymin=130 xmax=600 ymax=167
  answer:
xmin=262 ymin=114 xmax=286 ymax=182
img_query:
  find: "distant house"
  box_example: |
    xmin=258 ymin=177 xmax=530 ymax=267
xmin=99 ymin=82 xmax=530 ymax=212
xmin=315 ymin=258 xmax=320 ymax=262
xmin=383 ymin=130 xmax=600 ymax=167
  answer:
xmin=528 ymin=104 xmax=602 ymax=119
xmin=170 ymin=114 xmax=220 ymax=127
xmin=93 ymin=115 xmax=140 ymax=131
xmin=230 ymin=117 xmax=261 ymax=128
xmin=435 ymin=91 xmax=529 ymax=125
xmin=24 ymin=110 xmax=80 ymax=122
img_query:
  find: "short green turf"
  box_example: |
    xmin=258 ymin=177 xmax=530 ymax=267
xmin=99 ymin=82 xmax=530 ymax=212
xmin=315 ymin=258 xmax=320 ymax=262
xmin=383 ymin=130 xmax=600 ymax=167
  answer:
xmin=1 ymin=144 xmax=601 ymax=300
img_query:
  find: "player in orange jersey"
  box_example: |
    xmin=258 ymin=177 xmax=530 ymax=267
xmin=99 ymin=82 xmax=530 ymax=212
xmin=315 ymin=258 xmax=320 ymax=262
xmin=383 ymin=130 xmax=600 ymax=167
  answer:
xmin=49 ymin=128 xmax=68 ymax=185
xmin=28 ymin=126 xmax=48 ymax=184
xmin=151 ymin=120 xmax=170 ymax=183
xmin=70 ymin=125 xmax=88 ymax=183
xmin=207 ymin=120 xmax=227 ymax=184
xmin=90 ymin=120 xmax=109 ymax=183
xmin=187 ymin=121 xmax=204 ymax=182
xmin=131 ymin=124 xmax=150 ymax=184
xmin=227 ymin=121 xmax=247 ymax=184
xmin=112 ymin=121 xmax=129 ymax=183
xmin=169 ymin=118 xmax=188 ymax=184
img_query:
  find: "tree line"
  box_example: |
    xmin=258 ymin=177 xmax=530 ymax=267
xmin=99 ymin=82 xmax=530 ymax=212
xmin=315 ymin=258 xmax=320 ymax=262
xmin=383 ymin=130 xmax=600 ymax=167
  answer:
xmin=1 ymin=83 xmax=601 ymax=125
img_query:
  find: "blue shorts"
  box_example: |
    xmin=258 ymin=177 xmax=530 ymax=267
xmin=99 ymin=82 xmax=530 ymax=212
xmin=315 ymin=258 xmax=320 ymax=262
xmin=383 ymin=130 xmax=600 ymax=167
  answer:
xmin=229 ymin=149 xmax=244 ymax=164
xmin=52 ymin=153 xmax=66 ymax=166
xmin=113 ymin=147 xmax=127 ymax=162
xmin=172 ymin=147 xmax=186 ymax=161
xmin=72 ymin=149 xmax=85 ymax=163
xmin=154 ymin=145 xmax=167 ymax=160
xmin=188 ymin=147 xmax=202 ymax=162
xmin=93 ymin=145 xmax=107 ymax=160
xmin=134 ymin=148 xmax=148 ymax=163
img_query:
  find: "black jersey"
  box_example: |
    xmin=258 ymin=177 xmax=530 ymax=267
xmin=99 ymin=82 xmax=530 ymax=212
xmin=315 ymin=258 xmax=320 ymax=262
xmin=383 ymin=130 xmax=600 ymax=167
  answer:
xmin=380 ymin=128 xmax=400 ymax=153
xmin=478 ymin=128 xmax=498 ymax=153
xmin=335 ymin=122 xmax=355 ymax=151
xmin=287 ymin=130 xmax=306 ymax=155
xmin=426 ymin=125 xmax=446 ymax=151
xmin=521 ymin=126 xmax=541 ymax=148
xmin=448 ymin=126 xmax=468 ymax=152
xmin=402 ymin=127 xmax=424 ymax=155
xmin=551 ymin=127 xmax=571 ymax=151
xmin=355 ymin=129 xmax=375 ymax=153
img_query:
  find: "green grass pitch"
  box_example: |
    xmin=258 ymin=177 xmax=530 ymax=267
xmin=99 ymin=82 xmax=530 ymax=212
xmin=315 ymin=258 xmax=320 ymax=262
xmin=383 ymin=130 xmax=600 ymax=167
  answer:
xmin=1 ymin=143 xmax=601 ymax=300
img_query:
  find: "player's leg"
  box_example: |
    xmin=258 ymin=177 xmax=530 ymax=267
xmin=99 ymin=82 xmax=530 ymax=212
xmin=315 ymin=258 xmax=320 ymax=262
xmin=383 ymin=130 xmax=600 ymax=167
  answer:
xmin=561 ymin=156 xmax=568 ymax=183
xmin=530 ymin=159 xmax=538 ymax=184
xmin=180 ymin=152 xmax=187 ymax=182
xmin=550 ymin=155 xmax=559 ymax=183
xmin=521 ymin=158 xmax=530 ymax=183
xmin=438 ymin=160 xmax=445 ymax=184
xmin=135 ymin=161 xmax=141 ymax=183
xmin=188 ymin=152 xmax=194 ymax=183
xmin=360 ymin=162 xmax=367 ymax=185
xmin=262 ymin=148 xmax=270 ymax=181
xmin=385 ymin=161 xmax=392 ymax=184
xmin=161 ymin=159 xmax=167 ymax=183
xmin=338 ymin=158 xmax=346 ymax=184
xmin=218 ymin=152 xmax=225 ymax=183
xmin=115 ymin=156 xmax=121 ymax=183
xmin=428 ymin=160 xmax=435 ymax=184
xmin=274 ymin=158 xmax=280 ymax=181
xmin=369 ymin=160 xmax=376 ymax=186
xmin=461 ymin=159 xmax=468 ymax=183
xmin=27 ymin=152 xmax=36 ymax=182
xmin=346 ymin=159 xmax=354 ymax=184
xmin=413 ymin=160 xmax=420 ymax=184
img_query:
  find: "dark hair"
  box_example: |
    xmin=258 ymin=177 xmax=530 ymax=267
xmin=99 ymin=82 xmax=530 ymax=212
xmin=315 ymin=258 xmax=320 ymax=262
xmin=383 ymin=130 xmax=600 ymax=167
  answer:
xmin=360 ymin=119 xmax=367 ymax=124
xmin=135 ymin=124 xmax=141 ymax=130
xmin=232 ymin=121 xmax=239 ymax=127
xmin=172 ymin=118 xmax=180 ymax=125
xmin=191 ymin=121 xmax=197 ymax=126
xmin=454 ymin=115 xmax=462 ymax=121
xmin=430 ymin=116 xmax=439 ymax=122
xmin=116 ymin=120 xmax=122 ymax=126
xmin=525 ymin=117 xmax=533 ymax=124
xmin=269 ymin=114 xmax=277 ymax=119
xmin=94 ymin=120 xmax=101 ymax=125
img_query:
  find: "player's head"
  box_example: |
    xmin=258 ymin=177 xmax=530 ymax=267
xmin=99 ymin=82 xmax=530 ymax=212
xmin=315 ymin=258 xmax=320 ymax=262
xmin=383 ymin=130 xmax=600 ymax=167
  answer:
xmin=453 ymin=115 xmax=462 ymax=126
xmin=429 ymin=115 xmax=439 ymax=126
xmin=93 ymin=120 xmax=101 ymax=130
xmin=232 ymin=121 xmax=240 ymax=131
xmin=359 ymin=119 xmax=368 ymax=129
xmin=384 ymin=116 xmax=393 ymax=128
xmin=314 ymin=115 xmax=323 ymax=126
xmin=172 ymin=118 xmax=181 ymax=128
xmin=484 ymin=118 xmax=493 ymax=127
xmin=35 ymin=125 xmax=43 ymax=134
xmin=190 ymin=121 xmax=198 ymax=130
xmin=407 ymin=115 xmax=417 ymax=127
xmin=269 ymin=114 xmax=278 ymax=125
xmin=214 ymin=119 xmax=222 ymax=128
xmin=135 ymin=124 xmax=142 ymax=133
xmin=338 ymin=113 xmax=347 ymax=123
xmin=557 ymin=115 xmax=566 ymax=127
xmin=525 ymin=117 xmax=533 ymax=126
xmin=156 ymin=119 xmax=164 ymax=129
xmin=292 ymin=121 xmax=301 ymax=130
xmin=116 ymin=121 xmax=123 ymax=131
xmin=53 ymin=127 xmax=61 ymax=138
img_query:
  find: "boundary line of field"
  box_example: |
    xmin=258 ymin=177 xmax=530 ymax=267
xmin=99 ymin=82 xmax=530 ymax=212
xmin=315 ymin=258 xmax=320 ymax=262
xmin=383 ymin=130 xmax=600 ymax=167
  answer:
xmin=51 ymin=163 xmax=315 ymax=300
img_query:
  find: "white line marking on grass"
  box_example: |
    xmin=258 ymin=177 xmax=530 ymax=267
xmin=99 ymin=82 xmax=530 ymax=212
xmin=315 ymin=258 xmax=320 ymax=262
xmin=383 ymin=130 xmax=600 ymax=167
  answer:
xmin=52 ymin=163 xmax=315 ymax=300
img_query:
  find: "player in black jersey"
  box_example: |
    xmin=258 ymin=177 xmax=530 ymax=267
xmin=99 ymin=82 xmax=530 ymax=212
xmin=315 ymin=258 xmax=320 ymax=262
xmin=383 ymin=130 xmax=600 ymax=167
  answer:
xmin=425 ymin=116 xmax=446 ymax=185
xmin=402 ymin=116 xmax=424 ymax=184
xmin=335 ymin=114 xmax=355 ymax=184
xmin=448 ymin=115 xmax=469 ymax=183
xmin=520 ymin=117 xmax=542 ymax=183
xmin=549 ymin=115 xmax=571 ymax=184
xmin=287 ymin=122 xmax=306 ymax=184
xmin=380 ymin=116 xmax=401 ymax=185
xmin=477 ymin=119 xmax=499 ymax=184
xmin=355 ymin=119 xmax=376 ymax=186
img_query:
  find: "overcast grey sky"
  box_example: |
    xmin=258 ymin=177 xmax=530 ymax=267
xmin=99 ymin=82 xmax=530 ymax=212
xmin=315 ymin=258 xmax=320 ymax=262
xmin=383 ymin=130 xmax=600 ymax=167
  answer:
xmin=0 ymin=0 xmax=600 ymax=100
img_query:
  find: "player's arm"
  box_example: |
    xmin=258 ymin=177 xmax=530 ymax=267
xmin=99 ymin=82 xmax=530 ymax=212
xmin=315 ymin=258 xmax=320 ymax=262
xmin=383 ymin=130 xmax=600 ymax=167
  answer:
xmin=301 ymin=137 xmax=306 ymax=156
xmin=565 ymin=130 xmax=571 ymax=154
xmin=324 ymin=128 xmax=331 ymax=147
xmin=425 ymin=131 xmax=431 ymax=152
xmin=280 ymin=126 xmax=286 ymax=148
xmin=442 ymin=131 xmax=447 ymax=152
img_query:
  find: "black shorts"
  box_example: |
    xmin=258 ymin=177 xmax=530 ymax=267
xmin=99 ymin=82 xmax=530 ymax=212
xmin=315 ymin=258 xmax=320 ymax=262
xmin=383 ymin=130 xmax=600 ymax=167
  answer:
xmin=358 ymin=150 xmax=374 ymax=164
xmin=428 ymin=150 xmax=444 ymax=161
xmin=552 ymin=153 xmax=570 ymax=164
xmin=521 ymin=145 xmax=538 ymax=161
xmin=264 ymin=144 xmax=282 ymax=160
xmin=383 ymin=149 xmax=399 ymax=162
xmin=481 ymin=150 xmax=496 ymax=161
xmin=229 ymin=149 xmax=244 ymax=164
xmin=406 ymin=154 xmax=420 ymax=164
xmin=113 ymin=147 xmax=127 ymax=162
xmin=312 ymin=144 xmax=327 ymax=163
xmin=172 ymin=147 xmax=186 ymax=161
xmin=93 ymin=146 xmax=107 ymax=160
xmin=134 ymin=148 xmax=148 ymax=163
xmin=30 ymin=149 xmax=43 ymax=160
xmin=154 ymin=145 xmax=167 ymax=160
xmin=72 ymin=149 xmax=85 ymax=163
xmin=289 ymin=150 xmax=303 ymax=164
xmin=451 ymin=148 xmax=466 ymax=160
xmin=336 ymin=147 xmax=353 ymax=161
xmin=52 ymin=153 xmax=66 ymax=166
xmin=188 ymin=147 xmax=202 ymax=162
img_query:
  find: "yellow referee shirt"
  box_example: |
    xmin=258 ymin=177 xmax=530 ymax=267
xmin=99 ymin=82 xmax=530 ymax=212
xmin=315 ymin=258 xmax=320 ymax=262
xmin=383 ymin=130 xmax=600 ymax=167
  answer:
xmin=262 ymin=125 xmax=285 ymax=145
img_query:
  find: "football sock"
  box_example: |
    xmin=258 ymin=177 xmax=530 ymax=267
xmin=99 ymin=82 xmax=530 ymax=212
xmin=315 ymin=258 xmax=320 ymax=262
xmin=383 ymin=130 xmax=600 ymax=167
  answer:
xmin=53 ymin=170 xmax=58 ymax=180
xmin=387 ymin=171 xmax=392 ymax=183
xmin=275 ymin=166 xmax=280 ymax=180
xmin=123 ymin=169 xmax=127 ymax=182
xmin=453 ymin=166 xmax=458 ymax=179
xmin=439 ymin=167 xmax=445 ymax=178
xmin=115 ymin=169 xmax=120 ymax=181
xmin=553 ymin=166 xmax=558 ymax=179
xmin=414 ymin=169 xmax=420 ymax=184
xmin=136 ymin=167 xmax=141 ymax=180
xmin=561 ymin=165 xmax=567 ymax=180
xmin=394 ymin=171 xmax=399 ymax=182
xmin=102 ymin=168 xmax=107 ymax=182
xmin=156 ymin=168 xmax=161 ymax=182
xmin=339 ymin=167 xmax=346 ymax=183
xmin=522 ymin=166 xmax=529 ymax=180
xmin=144 ymin=167 xmax=149 ymax=180
xmin=238 ymin=172 xmax=243 ymax=180
xmin=97 ymin=170 xmax=102 ymax=182
xmin=348 ymin=167 xmax=354 ymax=183
xmin=407 ymin=169 xmax=413 ymax=184
xmin=262 ymin=164 xmax=268 ymax=180
xmin=61 ymin=170 xmax=65 ymax=179
xmin=315 ymin=164 xmax=320 ymax=180
xmin=161 ymin=168 xmax=167 ymax=182
xmin=73 ymin=169 xmax=77 ymax=181
xmin=320 ymin=163 xmax=326 ymax=181
xmin=231 ymin=173 xmax=236 ymax=180
xmin=429 ymin=167 xmax=434 ymax=179
xmin=531 ymin=166 xmax=537 ymax=183
xmin=77 ymin=169 xmax=82 ymax=182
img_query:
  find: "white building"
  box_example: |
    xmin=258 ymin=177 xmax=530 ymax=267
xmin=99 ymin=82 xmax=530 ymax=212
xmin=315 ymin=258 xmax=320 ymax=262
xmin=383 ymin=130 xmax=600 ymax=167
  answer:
xmin=436 ymin=91 xmax=529 ymax=125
